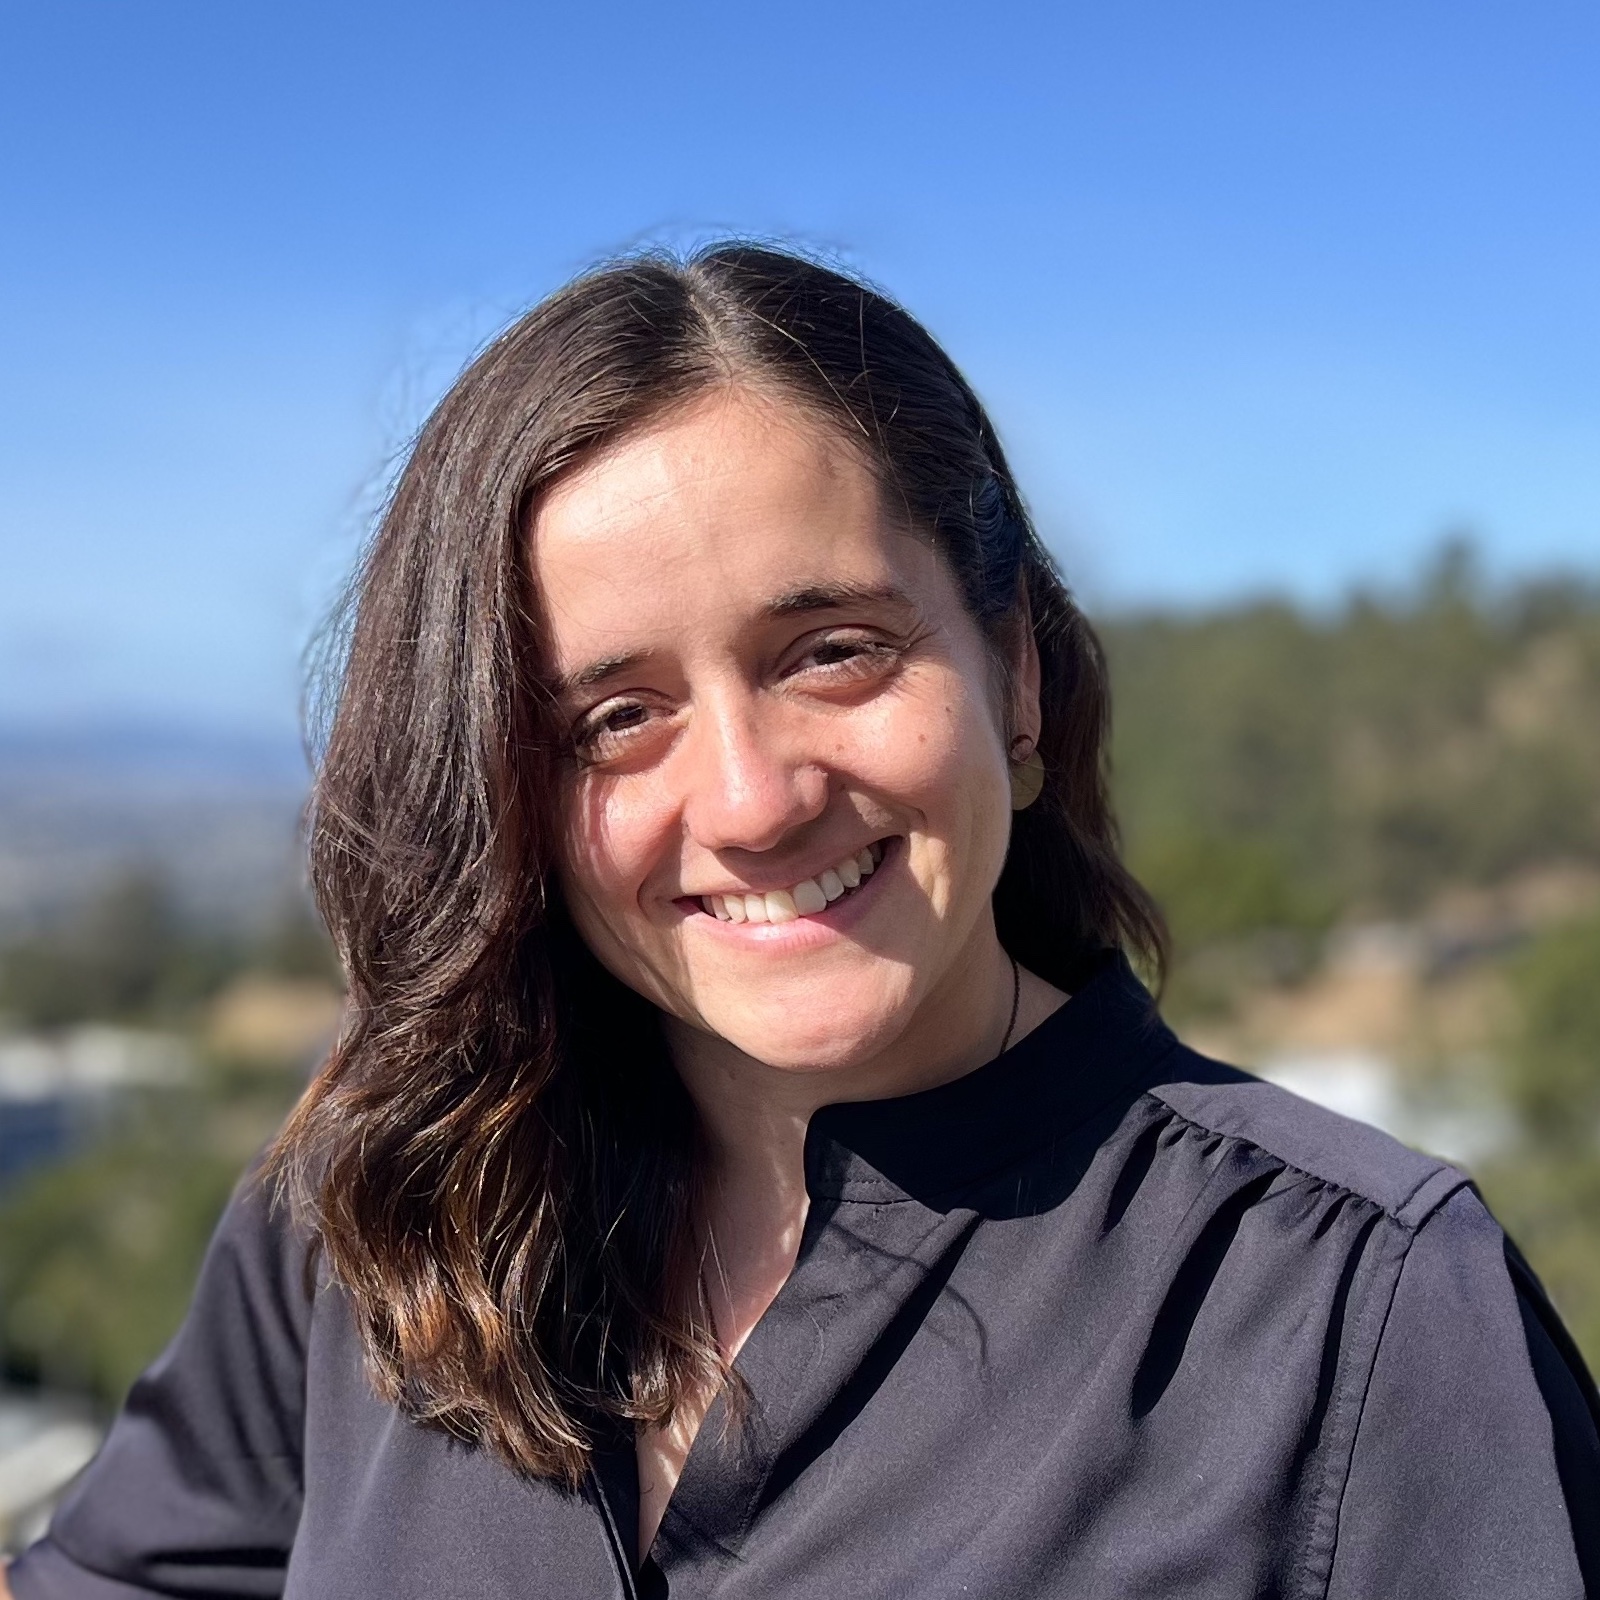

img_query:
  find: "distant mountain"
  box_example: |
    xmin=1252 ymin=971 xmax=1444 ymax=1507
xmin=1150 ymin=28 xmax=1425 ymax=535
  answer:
xmin=0 ymin=721 xmax=312 ymax=934
xmin=0 ymin=719 xmax=310 ymax=798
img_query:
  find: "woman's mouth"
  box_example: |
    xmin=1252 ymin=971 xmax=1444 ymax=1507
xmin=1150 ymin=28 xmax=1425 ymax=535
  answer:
xmin=696 ymin=839 xmax=891 ymax=924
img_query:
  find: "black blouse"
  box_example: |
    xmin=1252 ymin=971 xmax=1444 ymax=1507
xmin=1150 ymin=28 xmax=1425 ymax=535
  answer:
xmin=11 ymin=956 xmax=1599 ymax=1599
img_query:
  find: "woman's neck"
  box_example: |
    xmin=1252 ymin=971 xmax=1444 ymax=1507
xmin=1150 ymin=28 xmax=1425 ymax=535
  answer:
xmin=665 ymin=936 xmax=1065 ymax=1349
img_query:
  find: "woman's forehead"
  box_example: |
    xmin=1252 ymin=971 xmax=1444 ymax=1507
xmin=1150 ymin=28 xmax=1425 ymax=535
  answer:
xmin=529 ymin=390 xmax=944 ymax=673
xmin=534 ymin=389 xmax=871 ymax=558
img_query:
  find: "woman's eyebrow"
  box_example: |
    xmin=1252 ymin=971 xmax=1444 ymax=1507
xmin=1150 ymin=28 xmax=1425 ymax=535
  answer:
xmin=553 ymin=650 xmax=651 ymax=698
xmin=553 ymin=584 xmax=914 ymax=698
xmin=764 ymin=580 xmax=914 ymax=618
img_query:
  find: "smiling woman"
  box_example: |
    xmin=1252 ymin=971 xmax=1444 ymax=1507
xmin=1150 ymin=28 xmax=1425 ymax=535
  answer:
xmin=5 ymin=246 xmax=1596 ymax=1600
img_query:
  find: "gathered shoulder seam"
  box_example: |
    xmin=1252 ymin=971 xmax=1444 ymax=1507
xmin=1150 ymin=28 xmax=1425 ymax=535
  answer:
xmin=1145 ymin=1085 xmax=1473 ymax=1232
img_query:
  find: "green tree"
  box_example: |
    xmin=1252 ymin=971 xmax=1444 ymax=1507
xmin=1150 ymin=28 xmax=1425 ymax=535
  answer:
xmin=1102 ymin=545 xmax=1600 ymax=1001
xmin=1476 ymin=913 xmax=1600 ymax=1373
xmin=1497 ymin=914 xmax=1600 ymax=1148
xmin=0 ymin=871 xmax=238 ymax=1029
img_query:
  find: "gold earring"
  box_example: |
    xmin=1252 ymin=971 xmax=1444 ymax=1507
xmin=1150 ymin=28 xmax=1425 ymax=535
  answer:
xmin=1009 ymin=741 xmax=1045 ymax=810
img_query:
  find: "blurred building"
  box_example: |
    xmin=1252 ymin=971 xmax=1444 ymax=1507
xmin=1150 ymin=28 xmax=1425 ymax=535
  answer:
xmin=0 ymin=1390 xmax=100 ymax=1555
xmin=0 ymin=1027 xmax=191 ymax=1192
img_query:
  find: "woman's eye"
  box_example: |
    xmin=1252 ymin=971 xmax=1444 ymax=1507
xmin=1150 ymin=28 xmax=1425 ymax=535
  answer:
xmin=794 ymin=633 xmax=903 ymax=678
xmin=811 ymin=640 xmax=870 ymax=664
xmin=572 ymin=701 xmax=654 ymax=759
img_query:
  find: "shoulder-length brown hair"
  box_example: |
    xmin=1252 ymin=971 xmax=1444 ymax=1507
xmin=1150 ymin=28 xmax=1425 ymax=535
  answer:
xmin=272 ymin=242 xmax=1165 ymax=1484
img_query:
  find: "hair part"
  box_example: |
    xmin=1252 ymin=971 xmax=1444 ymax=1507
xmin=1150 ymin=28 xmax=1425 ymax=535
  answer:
xmin=270 ymin=241 xmax=1166 ymax=1485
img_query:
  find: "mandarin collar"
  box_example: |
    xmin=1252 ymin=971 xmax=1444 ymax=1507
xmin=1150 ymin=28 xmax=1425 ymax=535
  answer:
xmin=802 ymin=951 xmax=1177 ymax=1206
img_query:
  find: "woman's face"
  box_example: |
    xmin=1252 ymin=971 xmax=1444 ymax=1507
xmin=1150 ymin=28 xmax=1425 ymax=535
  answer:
xmin=534 ymin=387 xmax=1034 ymax=1074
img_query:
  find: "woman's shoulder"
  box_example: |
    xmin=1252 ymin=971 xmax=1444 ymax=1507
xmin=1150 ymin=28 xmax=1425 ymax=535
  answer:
xmin=1128 ymin=1043 xmax=1600 ymax=1590
xmin=1141 ymin=1044 xmax=1470 ymax=1232
xmin=214 ymin=1157 xmax=323 ymax=1277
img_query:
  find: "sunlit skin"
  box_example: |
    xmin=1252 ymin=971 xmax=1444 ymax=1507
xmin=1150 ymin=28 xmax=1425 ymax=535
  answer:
xmin=531 ymin=386 xmax=1067 ymax=1558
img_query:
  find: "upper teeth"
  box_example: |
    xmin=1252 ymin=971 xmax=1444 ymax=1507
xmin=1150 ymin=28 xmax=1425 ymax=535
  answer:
xmin=701 ymin=843 xmax=884 ymax=924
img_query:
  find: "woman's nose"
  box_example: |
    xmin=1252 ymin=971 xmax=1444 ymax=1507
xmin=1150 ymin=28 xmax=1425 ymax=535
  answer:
xmin=677 ymin=700 xmax=829 ymax=855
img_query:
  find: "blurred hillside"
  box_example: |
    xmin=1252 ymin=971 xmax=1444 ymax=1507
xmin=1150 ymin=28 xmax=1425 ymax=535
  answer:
xmin=1 ymin=543 xmax=1597 ymax=1542
xmin=0 ymin=723 xmax=307 ymax=938
xmin=1108 ymin=541 xmax=1600 ymax=970
xmin=0 ymin=874 xmax=339 ymax=1413
xmin=0 ymin=868 xmax=338 ymax=1546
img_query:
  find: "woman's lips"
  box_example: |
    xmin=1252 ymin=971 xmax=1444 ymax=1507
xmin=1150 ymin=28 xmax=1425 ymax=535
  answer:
xmin=703 ymin=838 xmax=887 ymax=924
xmin=686 ymin=837 xmax=893 ymax=925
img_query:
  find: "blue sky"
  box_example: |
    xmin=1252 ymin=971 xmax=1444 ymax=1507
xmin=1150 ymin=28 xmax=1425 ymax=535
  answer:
xmin=2 ymin=0 xmax=1597 ymax=735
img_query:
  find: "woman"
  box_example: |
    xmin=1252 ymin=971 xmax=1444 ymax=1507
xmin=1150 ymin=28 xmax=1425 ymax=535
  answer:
xmin=7 ymin=245 xmax=1596 ymax=1599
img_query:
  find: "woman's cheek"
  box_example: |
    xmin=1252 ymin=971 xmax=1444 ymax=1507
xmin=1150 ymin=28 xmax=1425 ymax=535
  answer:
xmin=863 ymin=671 xmax=994 ymax=801
xmin=561 ymin=779 xmax=653 ymax=948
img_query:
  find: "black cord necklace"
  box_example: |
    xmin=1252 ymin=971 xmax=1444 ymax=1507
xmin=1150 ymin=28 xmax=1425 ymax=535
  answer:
xmin=999 ymin=952 xmax=1021 ymax=1057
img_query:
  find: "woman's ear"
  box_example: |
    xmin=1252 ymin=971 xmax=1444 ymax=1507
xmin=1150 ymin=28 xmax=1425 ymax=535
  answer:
xmin=1009 ymin=593 xmax=1043 ymax=752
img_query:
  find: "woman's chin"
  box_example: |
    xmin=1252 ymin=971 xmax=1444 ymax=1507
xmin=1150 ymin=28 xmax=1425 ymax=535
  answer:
xmin=699 ymin=988 xmax=915 ymax=1076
